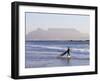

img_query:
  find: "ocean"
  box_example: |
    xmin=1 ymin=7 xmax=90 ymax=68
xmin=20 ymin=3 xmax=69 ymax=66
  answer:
xmin=25 ymin=40 xmax=90 ymax=68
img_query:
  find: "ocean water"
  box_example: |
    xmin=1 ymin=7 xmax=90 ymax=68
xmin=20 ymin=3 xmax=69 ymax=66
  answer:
xmin=25 ymin=40 xmax=90 ymax=68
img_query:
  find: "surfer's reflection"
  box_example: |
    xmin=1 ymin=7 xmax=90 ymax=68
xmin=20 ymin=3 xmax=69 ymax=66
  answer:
xmin=67 ymin=57 xmax=71 ymax=64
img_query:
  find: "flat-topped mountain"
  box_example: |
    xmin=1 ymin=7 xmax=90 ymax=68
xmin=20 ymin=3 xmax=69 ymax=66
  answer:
xmin=26 ymin=28 xmax=89 ymax=40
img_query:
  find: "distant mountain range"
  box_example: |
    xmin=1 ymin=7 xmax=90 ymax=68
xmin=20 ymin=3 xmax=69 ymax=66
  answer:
xmin=26 ymin=28 xmax=89 ymax=40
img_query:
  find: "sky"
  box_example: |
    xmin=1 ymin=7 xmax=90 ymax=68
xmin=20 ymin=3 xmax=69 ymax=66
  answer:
xmin=25 ymin=12 xmax=90 ymax=35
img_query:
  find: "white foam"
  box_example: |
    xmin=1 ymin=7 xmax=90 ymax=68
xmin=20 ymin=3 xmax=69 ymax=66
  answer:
xmin=26 ymin=44 xmax=65 ymax=50
xmin=72 ymin=48 xmax=89 ymax=52
xmin=26 ymin=51 xmax=61 ymax=54
xmin=26 ymin=44 xmax=89 ymax=52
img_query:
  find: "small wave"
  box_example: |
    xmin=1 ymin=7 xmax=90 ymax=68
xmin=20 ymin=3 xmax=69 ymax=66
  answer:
xmin=26 ymin=44 xmax=64 ymax=50
xmin=57 ymin=56 xmax=89 ymax=60
xmin=72 ymin=48 xmax=89 ymax=52
xmin=26 ymin=51 xmax=61 ymax=55
xmin=26 ymin=51 xmax=89 ymax=59
xmin=26 ymin=44 xmax=89 ymax=53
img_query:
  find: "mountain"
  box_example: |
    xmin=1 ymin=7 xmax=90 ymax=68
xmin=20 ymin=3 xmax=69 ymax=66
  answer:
xmin=26 ymin=28 xmax=89 ymax=40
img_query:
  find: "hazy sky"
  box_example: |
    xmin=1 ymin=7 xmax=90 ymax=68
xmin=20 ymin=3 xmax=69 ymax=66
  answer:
xmin=25 ymin=12 xmax=90 ymax=35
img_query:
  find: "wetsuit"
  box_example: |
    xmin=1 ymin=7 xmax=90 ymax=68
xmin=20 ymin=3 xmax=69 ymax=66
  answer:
xmin=67 ymin=48 xmax=70 ymax=56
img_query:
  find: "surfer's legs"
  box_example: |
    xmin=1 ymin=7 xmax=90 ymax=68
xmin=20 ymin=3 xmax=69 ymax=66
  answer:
xmin=67 ymin=53 xmax=70 ymax=56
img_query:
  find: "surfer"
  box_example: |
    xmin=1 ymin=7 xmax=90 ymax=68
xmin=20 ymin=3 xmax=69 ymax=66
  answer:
xmin=60 ymin=47 xmax=71 ymax=57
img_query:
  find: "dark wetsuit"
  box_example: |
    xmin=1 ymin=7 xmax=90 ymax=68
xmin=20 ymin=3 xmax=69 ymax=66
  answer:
xmin=67 ymin=48 xmax=70 ymax=56
xmin=60 ymin=48 xmax=70 ymax=56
